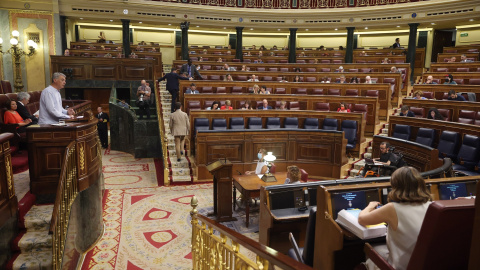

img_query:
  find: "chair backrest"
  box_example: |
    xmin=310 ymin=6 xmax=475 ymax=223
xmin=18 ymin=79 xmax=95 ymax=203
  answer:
xmin=295 ymin=88 xmax=307 ymax=95
xmin=304 ymin=118 xmax=319 ymax=129
xmin=437 ymin=130 xmax=459 ymax=159
xmin=212 ymin=118 xmax=227 ymax=130
xmin=300 ymin=169 xmax=309 ymax=182
xmin=352 ymin=104 xmax=368 ymax=116
xmin=436 ymin=68 xmax=448 ymax=72
xmin=280 ymin=67 xmax=289 ymax=72
xmin=284 ymin=117 xmax=299 ymax=129
xmin=406 ymin=200 xmax=475 ymax=270
xmin=341 ymin=120 xmax=358 ymax=148
xmin=365 ymin=90 xmax=379 ymax=97
xmin=348 ymin=68 xmax=358 ymax=72
xmin=476 ymin=112 xmax=480 ymax=126
xmin=201 ymin=86 xmax=213 ymax=94
xmin=312 ymin=88 xmax=324 ymax=95
xmin=275 ymin=88 xmax=286 ymax=94
xmin=315 ymin=102 xmax=330 ymax=111
xmin=232 ymin=86 xmax=244 ymax=94
xmin=188 ymin=101 xmax=201 ymax=114
xmin=269 ymin=68 xmax=278 ymax=72
xmin=263 ymin=76 xmax=273 ymax=81
xmin=306 ymin=68 xmax=316 ymax=72
xmin=0 ymin=80 xmax=12 ymax=94
xmin=230 ymin=117 xmax=245 ymax=129
xmin=305 ymin=77 xmax=316 ymax=82
xmin=297 ymin=60 xmax=306 ymax=63
xmin=469 ymin=78 xmax=480 ymax=85
xmin=453 ymin=79 xmax=464 ymax=85
xmin=194 ymin=118 xmax=210 ymax=133
xmin=437 ymin=108 xmax=451 ymax=121
xmin=410 ymin=107 xmax=425 ymax=118
xmin=458 ymin=110 xmax=476 ymax=124
xmin=257 ymin=67 xmax=266 ymax=72
xmin=345 ymin=89 xmax=359 ymax=96
xmin=320 ymin=59 xmax=330 ymax=63
xmin=327 ymin=89 xmax=340 ymax=96
xmin=236 ymin=75 xmax=248 ymax=81
xmin=392 ymin=124 xmax=411 ymax=140
xmin=332 ymin=59 xmax=342 ymax=64
xmin=209 ymin=75 xmax=220 ymax=80
xmin=216 ymin=87 xmax=226 ymax=94
xmin=456 ymin=67 xmax=469 ymax=72
xmin=415 ymin=128 xmax=435 ymax=147
xmin=322 ymin=118 xmax=338 ymax=130
xmin=289 ymin=101 xmax=300 ymax=110
xmin=320 ymin=68 xmax=331 ymax=72
xmin=203 ymin=65 xmax=211 ymax=70
xmin=456 ymin=134 xmax=480 ymax=169
xmin=301 ymin=207 xmax=317 ymax=267
xmin=266 ymin=117 xmax=281 ymax=129
xmin=248 ymin=117 xmax=263 ymax=129
xmin=423 ymin=91 xmax=434 ymax=99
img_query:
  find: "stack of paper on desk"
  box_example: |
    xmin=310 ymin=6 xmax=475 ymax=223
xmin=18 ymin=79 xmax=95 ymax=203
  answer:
xmin=335 ymin=209 xmax=387 ymax=239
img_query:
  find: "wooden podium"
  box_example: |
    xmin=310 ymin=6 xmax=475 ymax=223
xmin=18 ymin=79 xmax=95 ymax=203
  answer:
xmin=206 ymin=159 xmax=236 ymax=222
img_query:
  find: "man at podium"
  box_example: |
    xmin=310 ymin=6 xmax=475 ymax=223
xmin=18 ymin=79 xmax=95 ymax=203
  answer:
xmin=39 ymin=72 xmax=75 ymax=125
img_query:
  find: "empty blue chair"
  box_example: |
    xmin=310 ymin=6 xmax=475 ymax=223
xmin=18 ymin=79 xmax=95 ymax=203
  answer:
xmin=212 ymin=118 xmax=227 ymax=130
xmin=284 ymin=117 xmax=299 ymax=129
xmin=230 ymin=117 xmax=245 ymax=129
xmin=452 ymin=135 xmax=480 ymax=175
xmin=248 ymin=117 xmax=263 ymax=129
xmin=437 ymin=131 xmax=459 ymax=160
xmin=304 ymin=118 xmax=319 ymax=129
xmin=415 ymin=128 xmax=435 ymax=147
xmin=266 ymin=117 xmax=281 ymax=129
xmin=322 ymin=118 xmax=338 ymax=131
xmin=194 ymin=118 xmax=210 ymax=133
xmin=341 ymin=120 xmax=358 ymax=150
xmin=392 ymin=124 xmax=411 ymax=140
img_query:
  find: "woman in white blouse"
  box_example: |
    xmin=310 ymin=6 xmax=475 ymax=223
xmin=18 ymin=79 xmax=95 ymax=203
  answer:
xmin=245 ymin=149 xmax=268 ymax=175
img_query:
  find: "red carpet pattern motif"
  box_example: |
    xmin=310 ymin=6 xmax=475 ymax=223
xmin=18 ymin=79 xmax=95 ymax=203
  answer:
xmin=83 ymin=184 xmax=213 ymax=270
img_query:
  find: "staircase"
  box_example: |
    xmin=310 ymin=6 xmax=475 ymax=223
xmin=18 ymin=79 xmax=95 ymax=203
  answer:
xmin=158 ymin=82 xmax=195 ymax=184
xmin=7 ymin=193 xmax=54 ymax=270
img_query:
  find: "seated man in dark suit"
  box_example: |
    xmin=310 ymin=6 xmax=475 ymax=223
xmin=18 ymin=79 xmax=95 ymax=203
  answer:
xmin=185 ymin=83 xmax=199 ymax=94
xmin=16 ymin=91 xmax=38 ymax=124
xmin=258 ymin=99 xmax=272 ymax=110
xmin=399 ymin=105 xmax=415 ymax=117
xmin=180 ymin=58 xmax=203 ymax=80
xmin=447 ymin=90 xmax=466 ymax=101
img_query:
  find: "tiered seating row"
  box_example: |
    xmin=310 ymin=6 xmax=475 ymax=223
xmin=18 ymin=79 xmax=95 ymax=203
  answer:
xmin=402 ymin=99 xmax=480 ymax=124
xmin=420 ymin=72 xmax=480 ymax=85
xmin=430 ymin=62 xmax=480 ymax=72
xmin=179 ymin=81 xmax=393 ymax=118
xmin=412 ymin=85 xmax=480 ymax=102
xmin=183 ymin=94 xmax=379 ymax=134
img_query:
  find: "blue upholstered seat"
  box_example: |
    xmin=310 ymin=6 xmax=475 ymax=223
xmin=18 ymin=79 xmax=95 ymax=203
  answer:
xmin=322 ymin=118 xmax=338 ymax=131
xmin=415 ymin=128 xmax=435 ymax=147
xmin=341 ymin=120 xmax=358 ymax=150
xmin=304 ymin=118 xmax=319 ymax=129
xmin=437 ymin=131 xmax=459 ymax=160
xmin=229 ymin=117 xmax=245 ymax=129
xmin=266 ymin=117 xmax=281 ymax=129
xmin=194 ymin=118 xmax=210 ymax=133
xmin=284 ymin=117 xmax=299 ymax=129
xmin=212 ymin=118 xmax=227 ymax=130
xmin=452 ymin=135 xmax=480 ymax=175
xmin=248 ymin=117 xmax=263 ymax=129
xmin=392 ymin=124 xmax=411 ymax=140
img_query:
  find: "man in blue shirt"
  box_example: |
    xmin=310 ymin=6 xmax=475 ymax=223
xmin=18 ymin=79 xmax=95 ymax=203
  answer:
xmin=185 ymin=83 xmax=199 ymax=94
xmin=448 ymin=90 xmax=466 ymax=101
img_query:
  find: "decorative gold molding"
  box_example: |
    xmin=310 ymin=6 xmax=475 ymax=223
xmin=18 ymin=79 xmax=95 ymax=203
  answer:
xmin=79 ymin=142 xmax=85 ymax=173
xmin=5 ymin=154 xmax=14 ymax=198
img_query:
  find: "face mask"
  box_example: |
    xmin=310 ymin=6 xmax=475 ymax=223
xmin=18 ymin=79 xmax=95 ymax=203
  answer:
xmin=257 ymin=153 xmax=263 ymax=159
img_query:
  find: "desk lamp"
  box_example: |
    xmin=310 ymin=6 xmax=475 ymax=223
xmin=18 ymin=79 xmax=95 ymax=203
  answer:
xmin=261 ymin=152 xmax=277 ymax=182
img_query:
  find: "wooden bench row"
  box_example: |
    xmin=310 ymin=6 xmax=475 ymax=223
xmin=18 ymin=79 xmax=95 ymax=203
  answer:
xmin=420 ymin=72 xmax=480 ymax=85
xmin=401 ymin=99 xmax=480 ymax=124
xmin=437 ymin=52 xmax=479 ymax=62
xmin=412 ymin=84 xmax=480 ymax=101
xmin=188 ymin=110 xmax=366 ymax=155
xmin=179 ymin=80 xmax=396 ymax=113
xmin=430 ymin=62 xmax=480 ymax=72
xmin=183 ymin=94 xmax=379 ymax=134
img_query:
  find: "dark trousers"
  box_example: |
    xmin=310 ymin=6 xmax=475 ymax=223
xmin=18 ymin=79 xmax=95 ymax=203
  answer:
xmin=138 ymin=103 xmax=150 ymax=119
xmin=98 ymin=125 xmax=108 ymax=148
xmin=170 ymin=89 xmax=178 ymax=113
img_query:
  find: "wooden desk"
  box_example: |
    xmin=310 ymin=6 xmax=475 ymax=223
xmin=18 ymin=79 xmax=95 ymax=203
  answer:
xmin=233 ymin=172 xmax=287 ymax=227
xmin=437 ymin=52 xmax=479 ymax=62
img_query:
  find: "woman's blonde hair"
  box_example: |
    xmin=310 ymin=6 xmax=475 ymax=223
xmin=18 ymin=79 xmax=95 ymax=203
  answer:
xmin=287 ymin=165 xmax=301 ymax=183
xmin=414 ymin=90 xmax=424 ymax=97
xmin=388 ymin=167 xmax=432 ymax=203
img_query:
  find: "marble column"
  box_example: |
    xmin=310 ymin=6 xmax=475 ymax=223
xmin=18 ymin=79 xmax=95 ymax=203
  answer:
xmin=235 ymin=27 xmax=244 ymax=61
xmin=121 ymin=19 xmax=131 ymax=57
xmin=345 ymin=27 xmax=355 ymax=63
xmin=181 ymin=22 xmax=189 ymax=60
xmin=288 ymin=28 xmax=297 ymax=63
xmin=407 ymin=23 xmax=419 ymax=85
xmin=60 ymin=16 xmax=67 ymax=53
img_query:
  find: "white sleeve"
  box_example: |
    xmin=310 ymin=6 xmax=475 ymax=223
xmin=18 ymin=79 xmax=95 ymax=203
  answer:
xmin=44 ymin=90 xmax=69 ymax=119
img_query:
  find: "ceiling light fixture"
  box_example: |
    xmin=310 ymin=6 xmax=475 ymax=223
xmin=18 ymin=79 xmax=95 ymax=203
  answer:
xmin=139 ymin=22 xmax=142 ymax=24
xmin=469 ymin=19 xmax=474 ymax=22
xmin=109 ymin=19 xmax=113 ymax=22
xmin=365 ymin=27 xmax=368 ymax=29
xmin=431 ymin=22 xmax=436 ymax=25
xmin=335 ymin=28 xmax=338 ymax=31
xmin=396 ymin=25 xmax=400 ymax=27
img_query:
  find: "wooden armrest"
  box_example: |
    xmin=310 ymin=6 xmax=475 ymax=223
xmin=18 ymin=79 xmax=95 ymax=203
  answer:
xmin=364 ymin=243 xmax=395 ymax=270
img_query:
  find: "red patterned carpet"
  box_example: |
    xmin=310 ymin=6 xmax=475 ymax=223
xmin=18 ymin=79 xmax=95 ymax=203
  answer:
xmin=82 ymin=184 xmax=213 ymax=270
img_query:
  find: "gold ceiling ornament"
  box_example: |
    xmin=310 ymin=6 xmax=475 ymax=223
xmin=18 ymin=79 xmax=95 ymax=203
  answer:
xmin=317 ymin=0 xmax=329 ymax=8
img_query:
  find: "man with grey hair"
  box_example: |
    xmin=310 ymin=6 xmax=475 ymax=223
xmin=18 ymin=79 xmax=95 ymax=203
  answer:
xmin=39 ymin=72 xmax=75 ymax=125
xmin=16 ymin=91 xmax=38 ymax=124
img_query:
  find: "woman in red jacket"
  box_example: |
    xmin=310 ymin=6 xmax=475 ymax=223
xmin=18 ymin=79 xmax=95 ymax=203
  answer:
xmin=4 ymin=100 xmax=32 ymax=132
